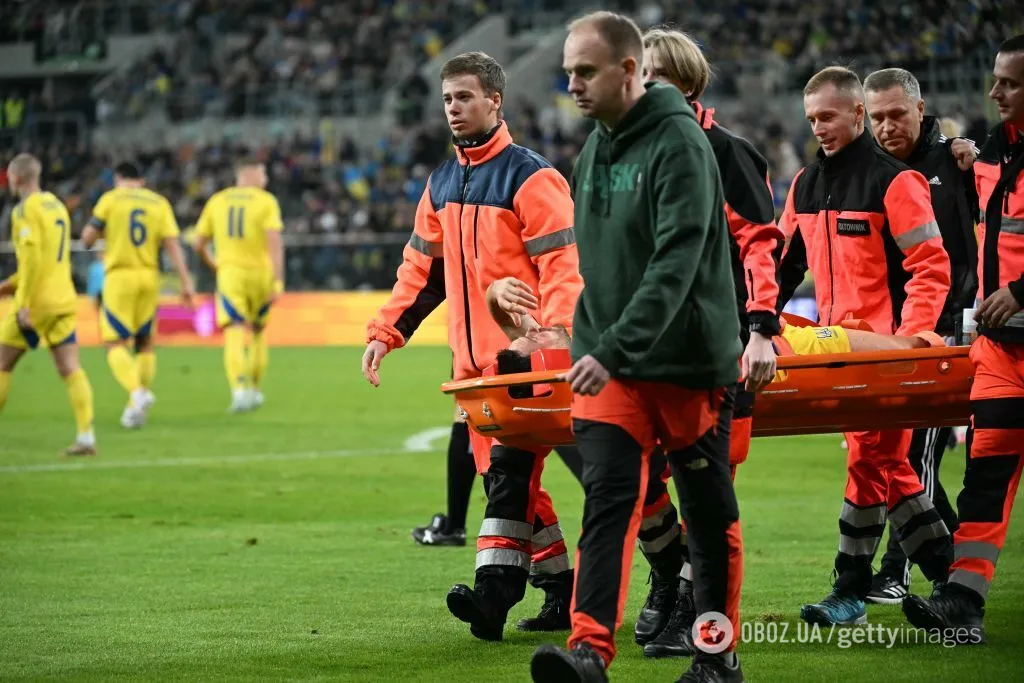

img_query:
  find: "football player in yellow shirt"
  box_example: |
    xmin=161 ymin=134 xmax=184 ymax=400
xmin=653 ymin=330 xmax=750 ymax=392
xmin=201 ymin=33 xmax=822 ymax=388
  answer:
xmin=0 ymin=154 xmax=96 ymax=456
xmin=81 ymin=162 xmax=195 ymax=429
xmin=193 ymin=155 xmax=284 ymax=413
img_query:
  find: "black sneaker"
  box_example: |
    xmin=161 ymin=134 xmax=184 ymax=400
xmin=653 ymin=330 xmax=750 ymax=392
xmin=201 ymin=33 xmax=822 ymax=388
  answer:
xmin=530 ymin=642 xmax=608 ymax=683
xmin=634 ymin=569 xmax=678 ymax=645
xmin=865 ymin=573 xmax=909 ymax=605
xmin=518 ymin=595 xmax=571 ymax=631
xmin=446 ymin=583 xmax=506 ymax=641
xmin=902 ymin=582 xmax=986 ymax=645
xmin=412 ymin=513 xmax=466 ymax=546
xmin=644 ymin=578 xmax=697 ymax=658
xmin=676 ymin=652 xmax=745 ymax=683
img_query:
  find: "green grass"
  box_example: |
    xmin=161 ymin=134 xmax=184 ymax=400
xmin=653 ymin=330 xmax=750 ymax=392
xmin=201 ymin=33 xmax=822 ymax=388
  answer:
xmin=1 ymin=347 xmax=1022 ymax=682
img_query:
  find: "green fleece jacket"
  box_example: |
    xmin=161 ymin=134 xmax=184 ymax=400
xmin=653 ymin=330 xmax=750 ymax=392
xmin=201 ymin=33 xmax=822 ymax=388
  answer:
xmin=570 ymin=83 xmax=741 ymax=389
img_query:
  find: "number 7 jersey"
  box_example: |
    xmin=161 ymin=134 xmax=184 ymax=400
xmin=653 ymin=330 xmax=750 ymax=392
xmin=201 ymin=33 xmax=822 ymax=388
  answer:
xmin=195 ymin=187 xmax=283 ymax=271
xmin=11 ymin=191 xmax=77 ymax=314
xmin=90 ymin=187 xmax=180 ymax=272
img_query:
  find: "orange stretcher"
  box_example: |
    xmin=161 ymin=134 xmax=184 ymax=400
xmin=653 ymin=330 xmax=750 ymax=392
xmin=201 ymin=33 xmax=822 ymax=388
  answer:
xmin=441 ymin=334 xmax=974 ymax=450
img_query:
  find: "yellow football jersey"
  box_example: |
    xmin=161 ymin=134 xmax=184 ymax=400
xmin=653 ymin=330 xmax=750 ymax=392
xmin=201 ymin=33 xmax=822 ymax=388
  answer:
xmin=11 ymin=191 xmax=77 ymax=314
xmin=90 ymin=187 xmax=180 ymax=271
xmin=195 ymin=187 xmax=283 ymax=270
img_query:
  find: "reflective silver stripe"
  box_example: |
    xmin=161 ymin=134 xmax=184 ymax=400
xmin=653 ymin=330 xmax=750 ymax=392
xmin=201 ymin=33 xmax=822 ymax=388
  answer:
xmin=897 ymin=521 xmax=949 ymax=557
xmin=978 ymin=211 xmax=1024 ymax=234
xmin=1005 ymin=311 xmax=1024 ymax=329
xmin=640 ymin=502 xmax=673 ymax=531
xmin=530 ymin=554 xmax=571 ymax=575
xmin=476 ymin=547 xmax=530 ymax=570
xmin=639 ymin=525 xmax=680 ymax=554
xmin=1002 ymin=217 xmax=1024 ymax=234
xmin=840 ymin=501 xmax=886 ymax=528
xmin=479 ymin=518 xmax=533 ymax=540
xmin=680 ymin=561 xmax=693 ymax=581
xmin=950 ymin=568 xmax=990 ymax=600
xmin=839 ymin=535 xmax=881 ymax=557
xmin=893 ymin=220 xmax=941 ymax=251
xmin=409 ymin=233 xmax=443 ymax=257
xmin=524 ymin=227 xmax=575 ymax=257
xmin=888 ymin=494 xmax=932 ymax=531
xmin=955 ymin=541 xmax=1002 ymax=565
xmin=532 ymin=524 xmax=564 ymax=550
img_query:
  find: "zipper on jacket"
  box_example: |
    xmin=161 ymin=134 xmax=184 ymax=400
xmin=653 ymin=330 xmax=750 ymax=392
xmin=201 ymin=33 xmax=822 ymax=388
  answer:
xmin=472 ymin=206 xmax=480 ymax=259
xmin=824 ymin=188 xmax=836 ymax=326
xmin=457 ymin=163 xmax=481 ymax=373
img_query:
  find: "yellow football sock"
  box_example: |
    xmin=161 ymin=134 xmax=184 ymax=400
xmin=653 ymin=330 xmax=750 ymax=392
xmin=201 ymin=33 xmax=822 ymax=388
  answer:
xmin=251 ymin=332 xmax=268 ymax=388
xmin=65 ymin=369 xmax=94 ymax=434
xmin=137 ymin=351 xmax=156 ymax=389
xmin=0 ymin=370 xmax=10 ymax=412
xmin=224 ymin=325 xmax=250 ymax=391
xmin=107 ymin=345 xmax=141 ymax=395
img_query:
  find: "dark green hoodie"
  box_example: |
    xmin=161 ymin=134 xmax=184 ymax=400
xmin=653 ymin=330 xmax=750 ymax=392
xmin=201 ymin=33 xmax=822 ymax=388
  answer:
xmin=570 ymin=82 xmax=741 ymax=389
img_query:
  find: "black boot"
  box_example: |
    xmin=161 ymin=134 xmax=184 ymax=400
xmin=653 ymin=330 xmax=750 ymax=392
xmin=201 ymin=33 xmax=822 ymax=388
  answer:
xmin=446 ymin=584 xmax=507 ymax=641
xmin=644 ymin=578 xmax=697 ymax=658
xmin=902 ymin=582 xmax=986 ymax=645
xmin=676 ymin=651 xmax=744 ymax=682
xmin=634 ymin=568 xmax=678 ymax=644
xmin=530 ymin=642 xmax=608 ymax=683
xmin=518 ymin=595 xmax=571 ymax=631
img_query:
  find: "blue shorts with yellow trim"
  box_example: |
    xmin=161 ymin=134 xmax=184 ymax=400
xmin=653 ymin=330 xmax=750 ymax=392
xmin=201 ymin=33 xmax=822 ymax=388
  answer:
xmin=216 ymin=268 xmax=274 ymax=329
xmin=0 ymin=310 xmax=77 ymax=350
xmin=101 ymin=269 xmax=159 ymax=343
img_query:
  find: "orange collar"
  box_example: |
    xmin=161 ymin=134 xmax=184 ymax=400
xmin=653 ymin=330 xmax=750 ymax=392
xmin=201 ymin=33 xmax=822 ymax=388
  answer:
xmin=455 ymin=121 xmax=513 ymax=166
xmin=691 ymin=100 xmax=715 ymax=131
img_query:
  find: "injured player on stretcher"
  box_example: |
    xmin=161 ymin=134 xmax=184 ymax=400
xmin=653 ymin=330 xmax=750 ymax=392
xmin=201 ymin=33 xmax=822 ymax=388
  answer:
xmin=485 ymin=277 xmax=948 ymax=375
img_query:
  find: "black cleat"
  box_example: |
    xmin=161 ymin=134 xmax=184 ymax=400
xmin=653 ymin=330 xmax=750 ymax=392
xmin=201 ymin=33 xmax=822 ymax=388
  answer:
xmin=865 ymin=573 xmax=909 ymax=605
xmin=412 ymin=513 xmax=466 ymax=546
xmin=644 ymin=578 xmax=698 ymax=658
xmin=634 ymin=569 xmax=678 ymax=644
xmin=446 ymin=583 xmax=505 ymax=641
xmin=530 ymin=642 xmax=608 ymax=683
xmin=902 ymin=582 xmax=986 ymax=645
xmin=676 ymin=652 xmax=745 ymax=683
xmin=518 ymin=596 xmax=571 ymax=631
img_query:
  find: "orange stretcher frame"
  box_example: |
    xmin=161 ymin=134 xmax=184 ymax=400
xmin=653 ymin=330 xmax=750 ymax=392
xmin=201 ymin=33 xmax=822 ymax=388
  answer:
xmin=440 ymin=345 xmax=974 ymax=449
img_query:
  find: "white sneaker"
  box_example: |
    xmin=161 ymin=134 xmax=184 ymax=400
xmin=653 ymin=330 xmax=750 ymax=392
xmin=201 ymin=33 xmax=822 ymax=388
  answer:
xmin=129 ymin=388 xmax=156 ymax=424
xmin=229 ymin=388 xmax=252 ymax=414
xmin=248 ymin=389 xmax=265 ymax=410
xmin=120 ymin=404 xmax=145 ymax=429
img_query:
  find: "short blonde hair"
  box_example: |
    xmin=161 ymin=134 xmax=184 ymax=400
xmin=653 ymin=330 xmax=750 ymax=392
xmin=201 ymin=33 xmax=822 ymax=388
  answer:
xmin=642 ymin=28 xmax=711 ymax=100
xmin=804 ymin=66 xmax=864 ymax=101
xmin=7 ymin=153 xmax=41 ymax=182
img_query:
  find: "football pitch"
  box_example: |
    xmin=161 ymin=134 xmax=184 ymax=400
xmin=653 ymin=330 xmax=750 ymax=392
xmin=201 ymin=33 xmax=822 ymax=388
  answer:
xmin=2 ymin=346 xmax=1022 ymax=682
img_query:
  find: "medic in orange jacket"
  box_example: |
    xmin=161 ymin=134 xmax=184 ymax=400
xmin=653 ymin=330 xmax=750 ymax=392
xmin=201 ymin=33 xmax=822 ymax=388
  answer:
xmin=777 ymin=129 xmax=952 ymax=336
xmin=365 ymin=121 xmax=581 ymax=382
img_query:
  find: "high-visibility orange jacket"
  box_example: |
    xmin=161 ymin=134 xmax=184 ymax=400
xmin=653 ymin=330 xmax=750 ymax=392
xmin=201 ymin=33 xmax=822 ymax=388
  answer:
xmin=367 ymin=122 xmax=581 ymax=379
xmin=777 ymin=130 xmax=951 ymax=336
xmin=693 ymin=101 xmax=784 ymax=338
xmin=976 ymin=121 xmax=1024 ymax=344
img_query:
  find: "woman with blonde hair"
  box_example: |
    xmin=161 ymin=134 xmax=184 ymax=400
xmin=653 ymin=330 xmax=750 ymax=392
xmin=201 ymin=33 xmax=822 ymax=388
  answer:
xmin=630 ymin=27 xmax=786 ymax=663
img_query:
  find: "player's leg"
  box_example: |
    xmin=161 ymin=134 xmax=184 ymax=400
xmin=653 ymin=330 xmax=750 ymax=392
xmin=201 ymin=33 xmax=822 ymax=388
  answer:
xmin=634 ymin=449 xmax=684 ymax=648
xmin=100 ymin=272 xmax=149 ymax=427
xmin=519 ymin=481 xmax=573 ymax=632
xmin=247 ymin=279 xmax=273 ymax=408
xmin=530 ymin=380 xmax=651 ymax=681
xmin=662 ymin=385 xmax=744 ymax=681
xmin=0 ymin=311 xmax=30 ymax=412
xmin=903 ymin=338 xmax=1024 ymax=643
xmin=216 ymin=278 xmax=253 ymax=412
xmin=48 ymin=321 xmax=96 ymax=456
xmin=131 ymin=273 xmax=159 ymax=416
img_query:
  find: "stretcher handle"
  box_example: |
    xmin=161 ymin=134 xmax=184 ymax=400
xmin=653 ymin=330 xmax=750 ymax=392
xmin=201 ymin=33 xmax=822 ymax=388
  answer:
xmin=441 ymin=369 xmax=565 ymax=394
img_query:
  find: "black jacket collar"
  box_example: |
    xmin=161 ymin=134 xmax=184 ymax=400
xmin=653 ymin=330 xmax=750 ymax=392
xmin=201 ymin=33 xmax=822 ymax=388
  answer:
xmin=905 ymin=116 xmax=942 ymax=166
xmin=817 ymin=129 xmax=875 ymax=174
